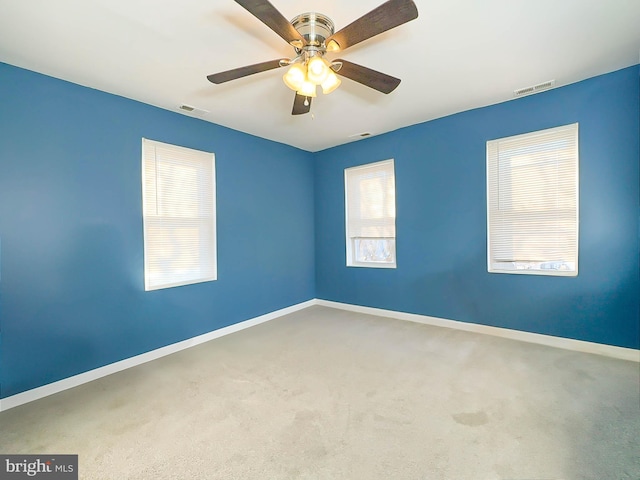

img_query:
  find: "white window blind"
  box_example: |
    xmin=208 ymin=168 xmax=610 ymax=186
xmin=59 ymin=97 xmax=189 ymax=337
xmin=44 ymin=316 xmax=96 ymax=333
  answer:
xmin=345 ymin=159 xmax=396 ymax=268
xmin=142 ymin=139 xmax=217 ymax=290
xmin=487 ymin=123 xmax=578 ymax=276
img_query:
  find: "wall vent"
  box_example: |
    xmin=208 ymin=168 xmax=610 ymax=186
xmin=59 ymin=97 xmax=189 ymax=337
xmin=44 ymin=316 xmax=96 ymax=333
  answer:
xmin=178 ymin=104 xmax=209 ymax=116
xmin=514 ymin=80 xmax=556 ymax=97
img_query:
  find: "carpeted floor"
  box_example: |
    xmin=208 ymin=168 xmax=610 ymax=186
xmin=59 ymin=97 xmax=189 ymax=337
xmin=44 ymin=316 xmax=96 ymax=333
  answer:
xmin=1 ymin=305 xmax=639 ymax=479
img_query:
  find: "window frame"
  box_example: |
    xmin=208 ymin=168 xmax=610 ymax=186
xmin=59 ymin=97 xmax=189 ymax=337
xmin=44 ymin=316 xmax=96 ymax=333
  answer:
xmin=344 ymin=159 xmax=397 ymax=269
xmin=141 ymin=138 xmax=217 ymax=291
xmin=486 ymin=123 xmax=579 ymax=277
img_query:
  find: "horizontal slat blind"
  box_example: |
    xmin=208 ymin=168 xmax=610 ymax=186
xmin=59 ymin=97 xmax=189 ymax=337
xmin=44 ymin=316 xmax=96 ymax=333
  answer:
xmin=487 ymin=124 xmax=578 ymax=275
xmin=344 ymin=159 xmax=396 ymax=267
xmin=345 ymin=160 xmax=396 ymax=239
xmin=142 ymin=139 xmax=216 ymax=290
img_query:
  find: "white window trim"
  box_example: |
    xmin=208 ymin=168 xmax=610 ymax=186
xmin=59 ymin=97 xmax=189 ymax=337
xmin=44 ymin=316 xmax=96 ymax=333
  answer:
xmin=142 ymin=138 xmax=217 ymax=291
xmin=345 ymin=159 xmax=397 ymax=269
xmin=486 ymin=123 xmax=579 ymax=277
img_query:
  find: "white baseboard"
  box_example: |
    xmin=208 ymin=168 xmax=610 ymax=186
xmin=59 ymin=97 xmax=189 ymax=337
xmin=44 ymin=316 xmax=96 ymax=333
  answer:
xmin=0 ymin=299 xmax=315 ymax=412
xmin=2 ymin=298 xmax=637 ymax=412
xmin=315 ymin=299 xmax=640 ymax=363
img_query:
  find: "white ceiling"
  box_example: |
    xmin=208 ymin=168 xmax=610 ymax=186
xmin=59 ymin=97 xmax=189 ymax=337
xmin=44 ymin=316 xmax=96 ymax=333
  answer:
xmin=0 ymin=0 xmax=638 ymax=152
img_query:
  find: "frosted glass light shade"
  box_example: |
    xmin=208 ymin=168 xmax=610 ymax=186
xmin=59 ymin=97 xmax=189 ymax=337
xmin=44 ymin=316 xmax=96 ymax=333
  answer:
xmin=307 ymin=56 xmax=330 ymax=85
xmin=321 ymin=70 xmax=341 ymax=94
xmin=297 ymin=80 xmax=317 ymax=97
xmin=283 ymin=63 xmax=306 ymax=91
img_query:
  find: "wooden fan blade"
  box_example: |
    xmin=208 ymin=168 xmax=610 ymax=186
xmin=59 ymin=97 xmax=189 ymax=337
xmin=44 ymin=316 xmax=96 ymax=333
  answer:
xmin=334 ymin=59 xmax=401 ymax=94
xmin=325 ymin=0 xmax=418 ymax=52
xmin=292 ymin=93 xmax=311 ymax=115
xmin=235 ymin=0 xmax=306 ymax=48
xmin=207 ymin=59 xmax=284 ymax=84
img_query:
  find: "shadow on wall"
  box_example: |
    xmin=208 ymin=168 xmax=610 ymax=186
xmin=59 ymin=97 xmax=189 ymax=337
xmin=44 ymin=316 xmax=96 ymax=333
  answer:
xmin=8 ymin=223 xmax=134 ymax=387
xmin=402 ymin=242 xmax=638 ymax=347
xmin=4 ymin=222 xmax=188 ymax=396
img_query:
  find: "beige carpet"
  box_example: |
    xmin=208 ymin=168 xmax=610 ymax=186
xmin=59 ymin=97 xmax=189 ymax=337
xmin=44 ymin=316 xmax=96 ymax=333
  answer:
xmin=1 ymin=305 xmax=639 ymax=479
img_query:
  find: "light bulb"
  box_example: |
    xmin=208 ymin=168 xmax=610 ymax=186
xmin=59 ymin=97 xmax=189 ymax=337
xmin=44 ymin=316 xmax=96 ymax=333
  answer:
xmin=283 ymin=63 xmax=306 ymax=91
xmin=307 ymin=56 xmax=329 ymax=85
xmin=321 ymin=70 xmax=341 ymax=94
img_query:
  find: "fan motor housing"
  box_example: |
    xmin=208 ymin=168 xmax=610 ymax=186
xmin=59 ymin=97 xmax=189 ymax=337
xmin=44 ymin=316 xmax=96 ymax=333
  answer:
xmin=291 ymin=12 xmax=334 ymax=48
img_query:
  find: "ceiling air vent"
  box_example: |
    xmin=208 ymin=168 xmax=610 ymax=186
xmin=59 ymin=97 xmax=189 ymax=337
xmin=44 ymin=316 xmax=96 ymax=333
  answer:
xmin=348 ymin=132 xmax=372 ymax=138
xmin=178 ymin=104 xmax=209 ymax=116
xmin=514 ymin=80 xmax=556 ymax=97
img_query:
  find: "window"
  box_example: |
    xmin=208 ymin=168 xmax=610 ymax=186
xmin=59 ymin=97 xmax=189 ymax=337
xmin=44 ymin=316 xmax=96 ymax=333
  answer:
xmin=142 ymin=139 xmax=217 ymax=290
xmin=487 ymin=123 xmax=578 ymax=276
xmin=345 ymin=159 xmax=396 ymax=268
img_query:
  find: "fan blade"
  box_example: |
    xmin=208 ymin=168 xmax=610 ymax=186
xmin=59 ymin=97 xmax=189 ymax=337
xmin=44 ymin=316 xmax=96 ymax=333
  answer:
xmin=292 ymin=93 xmax=311 ymax=115
xmin=325 ymin=0 xmax=418 ymax=52
xmin=235 ymin=0 xmax=306 ymax=48
xmin=334 ymin=59 xmax=401 ymax=94
xmin=207 ymin=59 xmax=285 ymax=84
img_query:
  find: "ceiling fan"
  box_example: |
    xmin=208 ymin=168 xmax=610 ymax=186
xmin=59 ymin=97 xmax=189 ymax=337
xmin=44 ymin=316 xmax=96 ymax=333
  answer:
xmin=207 ymin=0 xmax=419 ymax=115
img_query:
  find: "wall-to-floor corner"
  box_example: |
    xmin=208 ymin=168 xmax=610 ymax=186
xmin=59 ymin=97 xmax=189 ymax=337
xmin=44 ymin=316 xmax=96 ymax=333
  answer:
xmin=0 ymin=62 xmax=316 ymax=399
xmin=314 ymin=65 xmax=640 ymax=350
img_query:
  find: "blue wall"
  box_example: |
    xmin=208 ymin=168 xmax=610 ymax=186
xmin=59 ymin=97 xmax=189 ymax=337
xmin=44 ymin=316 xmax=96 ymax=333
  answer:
xmin=0 ymin=63 xmax=316 ymax=398
xmin=315 ymin=65 xmax=639 ymax=350
xmin=1 ymin=63 xmax=638 ymax=399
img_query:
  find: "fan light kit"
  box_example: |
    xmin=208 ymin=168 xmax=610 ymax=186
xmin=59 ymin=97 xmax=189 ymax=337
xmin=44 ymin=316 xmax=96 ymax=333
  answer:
xmin=281 ymin=13 xmax=341 ymax=100
xmin=207 ymin=0 xmax=419 ymax=115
